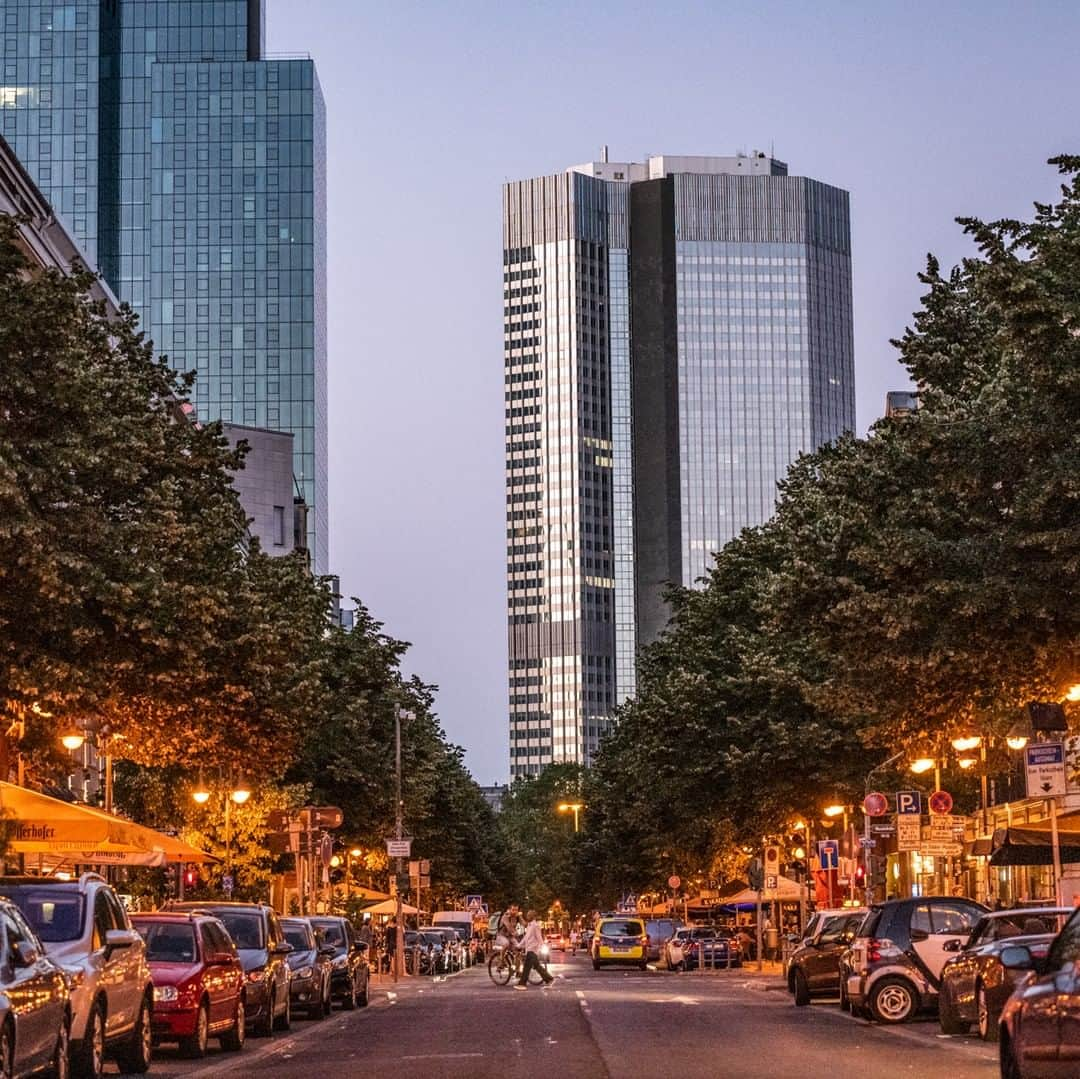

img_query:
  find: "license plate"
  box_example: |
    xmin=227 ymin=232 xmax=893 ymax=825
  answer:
xmin=611 ymin=945 xmax=631 ymax=952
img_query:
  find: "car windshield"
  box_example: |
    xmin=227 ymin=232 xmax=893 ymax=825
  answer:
xmin=135 ymin=922 xmax=197 ymax=963
xmin=217 ymin=912 xmax=264 ymax=950
xmin=283 ymin=925 xmax=312 ymax=952
xmin=422 ymin=932 xmax=444 ymax=946
xmin=600 ymin=921 xmax=642 ymax=938
xmin=5 ymin=888 xmax=84 ymax=943
xmin=312 ymin=921 xmax=345 ymax=948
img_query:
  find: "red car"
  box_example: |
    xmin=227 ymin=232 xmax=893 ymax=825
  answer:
xmin=131 ymin=912 xmax=246 ymax=1058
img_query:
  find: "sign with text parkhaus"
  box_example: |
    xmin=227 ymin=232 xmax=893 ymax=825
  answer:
xmin=1025 ymin=742 xmax=1067 ymax=798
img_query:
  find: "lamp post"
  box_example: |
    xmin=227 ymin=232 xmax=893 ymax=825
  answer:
xmin=346 ymin=847 xmax=363 ymax=901
xmin=558 ymin=802 xmax=585 ymax=832
xmin=192 ymin=772 xmax=251 ymax=885
xmin=394 ymin=708 xmax=414 ymax=982
xmin=823 ymin=804 xmax=854 ymax=904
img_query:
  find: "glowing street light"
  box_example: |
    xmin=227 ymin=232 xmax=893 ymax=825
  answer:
xmin=951 ymin=734 xmax=982 ymax=752
xmin=61 ymin=730 xmax=85 ymax=751
xmin=822 ymin=805 xmax=845 ymax=818
xmin=1066 ymin=684 xmax=1080 ymax=702
xmin=909 ymin=757 xmax=936 ymax=775
xmin=558 ymin=802 xmax=585 ymax=832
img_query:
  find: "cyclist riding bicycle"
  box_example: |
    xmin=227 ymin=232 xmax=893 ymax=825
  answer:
xmin=495 ymin=904 xmax=523 ymax=952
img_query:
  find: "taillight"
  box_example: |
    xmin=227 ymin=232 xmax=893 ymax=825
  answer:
xmin=866 ymin=938 xmax=899 ymax=963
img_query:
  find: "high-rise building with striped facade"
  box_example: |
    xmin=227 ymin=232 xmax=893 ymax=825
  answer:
xmin=503 ymin=152 xmax=854 ymax=778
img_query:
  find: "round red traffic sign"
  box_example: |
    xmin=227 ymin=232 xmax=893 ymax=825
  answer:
xmin=667 ymin=875 xmax=681 ymax=890
xmin=929 ymin=790 xmax=953 ymax=815
xmin=863 ymin=792 xmax=888 ymax=817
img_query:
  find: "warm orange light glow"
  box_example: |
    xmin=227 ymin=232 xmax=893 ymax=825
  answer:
xmin=910 ymin=758 xmax=935 ymax=774
xmin=1006 ymin=735 xmax=1030 ymax=751
xmin=823 ymin=804 xmax=845 ymax=817
xmin=350 ymin=848 xmax=363 ymax=858
xmin=1066 ymin=683 xmax=1080 ymax=702
xmin=957 ymin=757 xmax=977 ymax=770
xmin=61 ymin=731 xmax=85 ymax=751
xmin=330 ymin=855 xmax=341 ymax=868
xmin=951 ymin=735 xmax=981 ymax=752
xmin=192 ymin=788 xmax=211 ymax=805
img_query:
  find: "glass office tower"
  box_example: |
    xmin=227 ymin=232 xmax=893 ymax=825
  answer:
xmin=0 ymin=1 xmax=327 ymax=573
xmin=504 ymin=152 xmax=854 ymax=777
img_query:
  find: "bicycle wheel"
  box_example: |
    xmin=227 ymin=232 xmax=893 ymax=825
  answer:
xmin=488 ymin=951 xmax=514 ymax=986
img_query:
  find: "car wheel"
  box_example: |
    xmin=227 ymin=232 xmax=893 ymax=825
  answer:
xmin=220 ymin=996 xmax=246 ymax=1051
xmin=793 ymin=969 xmax=812 ymax=1007
xmin=342 ymin=973 xmax=358 ymax=1010
xmin=1000 ymin=1034 xmax=1022 ymax=1079
xmin=274 ymin=989 xmax=291 ymax=1031
xmin=180 ymin=1001 xmax=210 ymax=1058
xmin=256 ymin=990 xmax=275 ymax=1037
xmin=839 ymin=978 xmax=850 ymax=1012
xmin=49 ymin=1012 xmax=71 ymax=1079
xmin=977 ymin=983 xmax=999 ymax=1043
xmin=870 ymin=977 xmax=918 ymax=1024
xmin=115 ymin=993 xmax=152 ymax=1074
xmin=72 ymin=1003 xmax=104 ymax=1079
xmin=938 ymin=986 xmax=970 ymax=1035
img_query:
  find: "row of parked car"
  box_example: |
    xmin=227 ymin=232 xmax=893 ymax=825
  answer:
xmin=784 ymin=894 xmax=1080 ymax=1077
xmin=402 ymin=926 xmax=476 ymax=974
xmin=0 ymin=872 xmax=372 ymax=1079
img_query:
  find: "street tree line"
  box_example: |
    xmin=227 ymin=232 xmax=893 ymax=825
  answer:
xmin=554 ymin=156 xmax=1080 ymax=905
xmin=0 ymin=216 xmax=509 ymax=904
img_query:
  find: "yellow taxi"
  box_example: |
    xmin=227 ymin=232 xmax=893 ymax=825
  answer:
xmin=591 ymin=916 xmax=648 ymax=970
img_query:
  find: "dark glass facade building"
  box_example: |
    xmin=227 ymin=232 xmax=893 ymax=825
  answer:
xmin=0 ymin=0 xmax=327 ymax=572
xmin=504 ymin=153 xmax=854 ymax=777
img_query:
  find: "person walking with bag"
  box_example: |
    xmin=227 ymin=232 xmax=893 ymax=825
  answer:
xmin=515 ymin=910 xmax=554 ymax=989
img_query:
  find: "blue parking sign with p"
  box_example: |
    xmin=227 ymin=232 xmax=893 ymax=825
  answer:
xmin=896 ymin=790 xmax=921 ymax=815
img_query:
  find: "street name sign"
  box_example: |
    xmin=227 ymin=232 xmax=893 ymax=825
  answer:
xmin=1025 ymin=742 xmax=1067 ymax=798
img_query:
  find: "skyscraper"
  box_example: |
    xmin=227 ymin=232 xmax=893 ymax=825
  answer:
xmin=0 ymin=0 xmax=327 ymax=572
xmin=504 ymin=152 xmax=854 ymax=778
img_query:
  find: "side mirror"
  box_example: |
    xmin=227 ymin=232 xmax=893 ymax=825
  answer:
xmin=942 ymin=939 xmax=964 ymax=953
xmin=11 ymin=940 xmax=38 ymax=967
xmin=273 ymin=942 xmax=294 ymax=956
xmin=1000 ymin=944 xmax=1035 ymax=971
xmin=104 ymin=928 xmax=137 ymax=957
xmin=908 ymin=927 xmax=929 ymax=942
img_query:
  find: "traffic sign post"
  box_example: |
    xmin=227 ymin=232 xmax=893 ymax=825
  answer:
xmin=928 ymin=790 xmax=954 ymax=815
xmin=863 ymin=792 xmax=888 ymax=817
xmin=896 ymin=790 xmax=922 ymax=853
xmin=1024 ymin=742 xmax=1067 ymax=904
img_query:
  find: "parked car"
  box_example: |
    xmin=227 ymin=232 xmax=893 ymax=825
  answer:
xmin=643 ymin=917 xmax=681 ymax=962
xmin=592 ymin=916 xmax=648 ymax=970
xmin=432 ymin=913 xmax=475 ymax=966
xmin=0 ymin=896 xmax=71 ymax=1078
xmin=845 ymin=895 xmax=987 ymax=1023
xmin=999 ymin=905 xmax=1080 ymax=1077
xmin=308 ymin=916 xmax=369 ymax=1008
xmin=682 ymin=926 xmax=742 ymax=970
xmin=1 ymin=872 xmax=153 ymax=1079
xmin=788 ymin=909 xmax=867 ymax=1005
xmin=131 ymin=911 xmax=246 ymax=1057
xmin=280 ymin=918 xmax=333 ymax=1021
xmin=420 ymin=927 xmax=462 ymax=971
xmin=936 ymin=906 xmax=1072 ymax=1042
xmin=166 ymin=901 xmax=292 ymax=1036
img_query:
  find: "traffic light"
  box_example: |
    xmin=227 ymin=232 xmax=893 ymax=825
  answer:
xmin=183 ymin=866 xmax=198 ymax=889
xmin=854 ymin=863 xmax=866 ymax=889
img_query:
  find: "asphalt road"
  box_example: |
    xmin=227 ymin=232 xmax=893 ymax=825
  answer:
xmin=118 ymin=952 xmax=1000 ymax=1079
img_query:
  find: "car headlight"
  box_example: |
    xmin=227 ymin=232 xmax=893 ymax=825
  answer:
xmin=153 ymin=986 xmax=178 ymax=1003
xmin=295 ymin=966 xmax=313 ymax=980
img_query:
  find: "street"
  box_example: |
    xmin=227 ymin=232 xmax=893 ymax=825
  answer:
xmin=124 ymin=952 xmax=999 ymax=1079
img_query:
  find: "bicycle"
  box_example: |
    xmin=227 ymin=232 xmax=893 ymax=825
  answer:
xmin=488 ymin=945 xmax=548 ymax=986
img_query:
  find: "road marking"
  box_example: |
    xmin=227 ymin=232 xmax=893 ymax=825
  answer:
xmin=400 ymin=1052 xmax=485 ymax=1060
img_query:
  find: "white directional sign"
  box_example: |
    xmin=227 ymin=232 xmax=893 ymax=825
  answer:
xmin=1025 ymin=742 xmax=1067 ymax=798
xmin=386 ymin=838 xmax=412 ymax=858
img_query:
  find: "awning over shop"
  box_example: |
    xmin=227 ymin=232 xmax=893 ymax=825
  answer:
xmin=0 ymin=782 xmax=216 ymax=864
xmin=722 ymin=875 xmax=804 ymax=906
xmin=363 ymin=898 xmax=419 ymax=916
xmin=989 ymin=811 xmax=1080 ymax=867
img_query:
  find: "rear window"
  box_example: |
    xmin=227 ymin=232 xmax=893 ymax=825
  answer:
xmin=599 ymin=920 xmax=644 ymax=938
xmin=856 ymin=909 xmax=883 ymax=938
xmin=311 ymin=920 xmax=346 ymax=948
xmin=135 ymin=922 xmax=197 ymax=963
xmin=5 ymin=888 xmax=84 ymax=943
xmin=216 ymin=912 xmax=264 ymax=950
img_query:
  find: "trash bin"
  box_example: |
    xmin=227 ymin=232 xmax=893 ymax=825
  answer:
xmin=765 ymin=927 xmax=779 ymax=960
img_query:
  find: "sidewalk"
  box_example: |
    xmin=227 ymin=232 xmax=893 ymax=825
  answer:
xmin=735 ymin=960 xmax=788 ymax=992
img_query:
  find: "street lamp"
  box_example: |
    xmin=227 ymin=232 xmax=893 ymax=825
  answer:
xmin=61 ymin=729 xmax=85 ymax=751
xmin=190 ymin=773 xmax=253 ymax=883
xmin=558 ymin=802 xmax=585 ymax=832
xmin=909 ymin=758 xmax=936 ymax=775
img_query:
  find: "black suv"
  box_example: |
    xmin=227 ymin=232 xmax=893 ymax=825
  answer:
xmin=845 ymin=896 xmax=987 ymax=1023
xmin=166 ymin=901 xmax=292 ymax=1035
xmin=788 ymin=909 xmax=866 ymax=1005
xmin=308 ymin=916 xmax=369 ymax=1008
